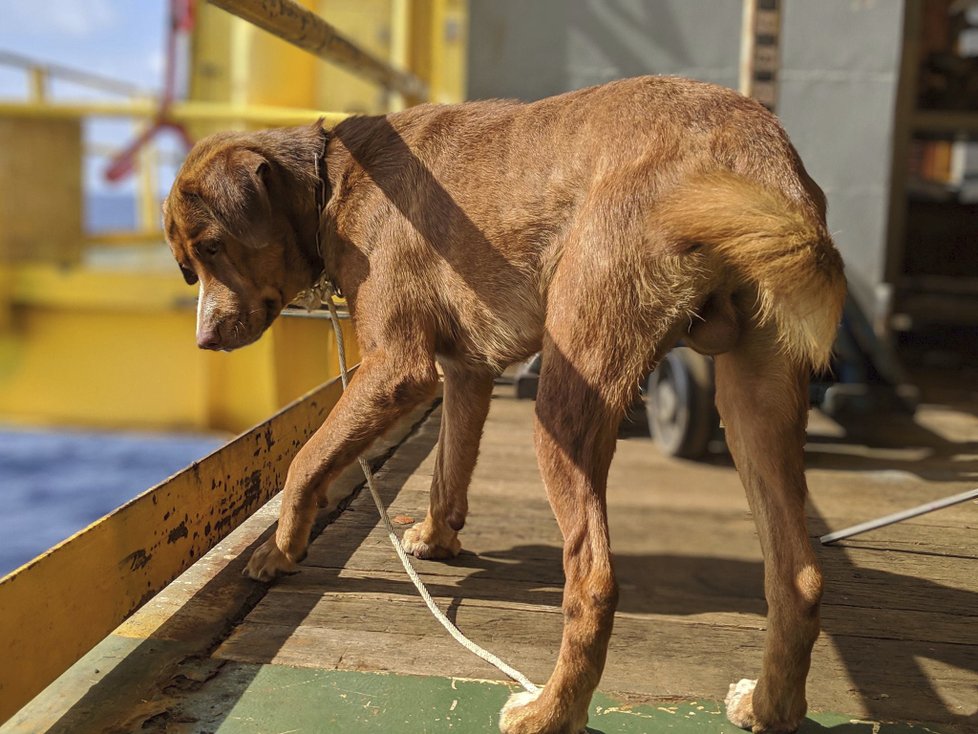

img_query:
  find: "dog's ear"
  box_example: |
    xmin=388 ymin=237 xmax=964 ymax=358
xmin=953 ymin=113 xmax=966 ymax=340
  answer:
xmin=192 ymin=147 xmax=274 ymax=249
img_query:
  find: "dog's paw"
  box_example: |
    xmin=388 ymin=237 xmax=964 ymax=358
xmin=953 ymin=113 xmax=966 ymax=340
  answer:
xmin=401 ymin=521 xmax=461 ymax=560
xmin=245 ymin=537 xmax=298 ymax=581
xmin=498 ymin=688 xmax=586 ymax=734
xmin=725 ymin=679 xmax=804 ymax=734
xmin=725 ymin=679 xmax=757 ymax=730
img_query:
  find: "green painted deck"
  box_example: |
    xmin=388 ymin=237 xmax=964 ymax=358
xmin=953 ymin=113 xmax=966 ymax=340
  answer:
xmin=6 ymin=376 xmax=977 ymax=733
xmin=127 ymin=667 xmax=949 ymax=733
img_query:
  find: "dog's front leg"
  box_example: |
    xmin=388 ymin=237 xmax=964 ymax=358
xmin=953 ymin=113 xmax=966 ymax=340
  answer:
xmin=246 ymin=348 xmax=438 ymax=581
xmin=402 ymin=363 xmax=495 ymax=559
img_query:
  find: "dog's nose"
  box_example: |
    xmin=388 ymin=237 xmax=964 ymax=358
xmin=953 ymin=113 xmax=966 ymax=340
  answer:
xmin=197 ymin=327 xmax=221 ymax=350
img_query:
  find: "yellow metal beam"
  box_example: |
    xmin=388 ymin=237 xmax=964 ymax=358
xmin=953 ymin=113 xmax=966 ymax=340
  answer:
xmin=0 ymin=373 xmax=354 ymax=723
xmin=26 ymin=66 xmax=46 ymax=103
xmin=312 ymin=0 xmax=398 ymax=115
xmin=407 ymin=0 xmax=467 ymax=105
xmin=9 ymin=262 xmax=192 ymax=312
xmin=0 ymin=117 xmax=83 ymax=265
xmin=207 ymin=0 xmax=429 ymax=100
xmin=0 ymin=263 xmax=12 ymax=331
xmin=85 ymin=231 xmax=168 ymax=246
xmin=1 ymin=263 xmax=360 ymax=432
xmin=136 ymin=122 xmax=161 ymax=233
xmin=0 ymin=99 xmax=348 ymax=127
xmin=388 ymin=0 xmax=410 ymax=112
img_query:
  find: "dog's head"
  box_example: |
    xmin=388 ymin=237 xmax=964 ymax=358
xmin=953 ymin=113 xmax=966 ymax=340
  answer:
xmin=164 ymin=128 xmax=324 ymax=351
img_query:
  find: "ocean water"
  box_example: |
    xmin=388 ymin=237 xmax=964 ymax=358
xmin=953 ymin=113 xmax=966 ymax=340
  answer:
xmin=86 ymin=192 xmax=140 ymax=233
xmin=0 ymin=429 xmax=226 ymax=576
xmin=0 ymin=194 xmax=226 ymax=576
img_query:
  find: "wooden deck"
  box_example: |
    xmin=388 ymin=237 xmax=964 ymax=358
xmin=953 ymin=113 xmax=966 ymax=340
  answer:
xmin=9 ymin=375 xmax=977 ymax=733
xmin=216 ymin=382 xmax=978 ymax=729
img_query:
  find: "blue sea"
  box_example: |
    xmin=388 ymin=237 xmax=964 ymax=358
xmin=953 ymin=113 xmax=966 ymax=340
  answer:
xmin=0 ymin=194 xmax=226 ymax=576
xmin=86 ymin=191 xmax=141 ymax=232
xmin=0 ymin=429 xmax=225 ymax=576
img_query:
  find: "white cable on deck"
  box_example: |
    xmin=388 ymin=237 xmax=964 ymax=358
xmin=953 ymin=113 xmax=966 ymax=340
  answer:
xmin=324 ymin=292 xmax=540 ymax=694
xmin=820 ymin=487 xmax=978 ymax=545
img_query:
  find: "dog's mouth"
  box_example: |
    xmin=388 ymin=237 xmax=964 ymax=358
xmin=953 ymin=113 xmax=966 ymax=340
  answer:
xmin=235 ymin=298 xmax=281 ymax=348
xmin=262 ymin=297 xmax=280 ymax=330
xmin=207 ymin=298 xmax=282 ymax=352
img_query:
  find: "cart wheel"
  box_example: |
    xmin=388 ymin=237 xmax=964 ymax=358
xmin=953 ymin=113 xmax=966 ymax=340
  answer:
xmin=513 ymin=353 xmax=542 ymax=400
xmin=646 ymin=348 xmax=716 ymax=459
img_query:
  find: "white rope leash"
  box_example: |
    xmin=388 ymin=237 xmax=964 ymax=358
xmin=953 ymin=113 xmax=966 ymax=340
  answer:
xmin=323 ymin=293 xmax=540 ymax=694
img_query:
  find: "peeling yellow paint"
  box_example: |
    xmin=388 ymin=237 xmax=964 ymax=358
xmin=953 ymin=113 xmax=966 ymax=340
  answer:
xmin=0 ymin=374 xmax=352 ymax=723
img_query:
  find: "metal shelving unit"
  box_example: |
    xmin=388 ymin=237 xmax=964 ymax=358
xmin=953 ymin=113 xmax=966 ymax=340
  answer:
xmin=886 ymin=0 xmax=978 ymax=334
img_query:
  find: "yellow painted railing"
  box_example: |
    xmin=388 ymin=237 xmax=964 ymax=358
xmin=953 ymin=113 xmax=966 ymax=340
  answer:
xmin=0 ymin=263 xmax=360 ymax=432
xmin=0 ymin=98 xmax=348 ymax=126
xmin=0 ymin=49 xmax=153 ymax=102
xmin=0 ymin=374 xmax=352 ymax=722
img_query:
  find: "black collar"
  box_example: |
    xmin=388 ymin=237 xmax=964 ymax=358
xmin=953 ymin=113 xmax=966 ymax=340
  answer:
xmin=293 ymin=129 xmax=337 ymax=310
xmin=314 ymin=128 xmax=331 ymax=265
xmin=315 ymin=128 xmax=340 ymax=294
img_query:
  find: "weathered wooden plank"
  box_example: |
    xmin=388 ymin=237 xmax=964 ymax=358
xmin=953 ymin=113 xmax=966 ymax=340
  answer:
xmin=297 ymin=495 xmax=976 ymax=611
xmin=228 ymin=549 xmax=978 ymax=645
xmin=288 ymin=536 xmax=978 ymax=623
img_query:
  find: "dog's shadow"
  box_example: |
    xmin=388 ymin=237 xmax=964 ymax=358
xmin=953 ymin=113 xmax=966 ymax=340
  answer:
xmin=431 ymin=543 xmax=977 ymax=732
xmin=803 ymin=409 xmax=978 ymax=484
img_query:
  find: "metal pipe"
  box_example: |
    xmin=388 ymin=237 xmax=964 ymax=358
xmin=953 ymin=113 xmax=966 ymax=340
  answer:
xmin=206 ymin=0 xmax=429 ymax=102
xmin=27 ymin=66 xmax=46 ymax=103
xmin=0 ymin=49 xmax=154 ymax=98
xmin=280 ymin=307 xmax=351 ymax=320
xmin=0 ymin=99 xmax=348 ymax=127
xmin=820 ymin=487 xmax=978 ymax=545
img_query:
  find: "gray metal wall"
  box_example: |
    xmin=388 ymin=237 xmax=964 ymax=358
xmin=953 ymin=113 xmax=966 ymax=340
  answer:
xmin=778 ymin=0 xmax=905 ymax=314
xmin=467 ymin=0 xmax=907 ymax=318
xmin=468 ymin=0 xmax=741 ymax=100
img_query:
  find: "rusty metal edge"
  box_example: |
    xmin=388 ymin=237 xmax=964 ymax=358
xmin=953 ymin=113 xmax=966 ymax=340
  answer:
xmin=0 ymin=370 xmax=357 ymax=724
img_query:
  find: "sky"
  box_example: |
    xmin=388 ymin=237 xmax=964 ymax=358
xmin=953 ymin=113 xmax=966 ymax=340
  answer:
xmin=0 ymin=0 xmax=177 ymax=195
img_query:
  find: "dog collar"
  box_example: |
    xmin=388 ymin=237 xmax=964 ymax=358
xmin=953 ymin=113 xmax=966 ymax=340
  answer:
xmin=292 ymin=129 xmax=337 ymax=312
xmin=292 ymin=270 xmax=335 ymax=312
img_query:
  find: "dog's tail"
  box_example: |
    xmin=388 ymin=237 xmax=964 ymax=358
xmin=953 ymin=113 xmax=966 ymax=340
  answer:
xmin=655 ymin=171 xmax=846 ymax=370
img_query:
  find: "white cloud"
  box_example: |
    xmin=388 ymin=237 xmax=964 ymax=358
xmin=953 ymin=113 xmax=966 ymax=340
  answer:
xmin=147 ymin=49 xmax=165 ymax=77
xmin=4 ymin=0 xmax=118 ymax=38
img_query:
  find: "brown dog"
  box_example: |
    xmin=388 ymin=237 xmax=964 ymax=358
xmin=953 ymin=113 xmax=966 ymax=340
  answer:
xmin=164 ymin=76 xmax=846 ymax=734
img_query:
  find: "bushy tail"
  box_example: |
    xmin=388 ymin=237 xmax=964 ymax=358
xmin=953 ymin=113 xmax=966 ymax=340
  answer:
xmin=655 ymin=171 xmax=846 ymax=370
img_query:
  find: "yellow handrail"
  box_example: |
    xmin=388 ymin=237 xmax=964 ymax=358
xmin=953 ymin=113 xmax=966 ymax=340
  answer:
xmin=0 ymin=49 xmax=154 ymax=98
xmin=0 ymin=98 xmax=348 ymax=127
xmin=0 ymin=374 xmax=357 ymax=724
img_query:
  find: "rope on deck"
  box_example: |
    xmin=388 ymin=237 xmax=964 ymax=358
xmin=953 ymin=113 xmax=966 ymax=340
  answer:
xmin=325 ymin=291 xmax=540 ymax=694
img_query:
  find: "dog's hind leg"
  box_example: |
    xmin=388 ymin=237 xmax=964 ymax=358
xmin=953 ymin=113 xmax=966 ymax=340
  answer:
xmin=498 ymin=243 xmax=701 ymax=733
xmin=402 ymin=362 xmax=495 ymax=559
xmin=246 ymin=345 xmax=438 ymax=581
xmin=715 ymin=326 xmax=822 ymax=734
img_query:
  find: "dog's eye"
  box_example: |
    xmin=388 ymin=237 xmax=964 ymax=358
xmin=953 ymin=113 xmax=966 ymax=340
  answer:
xmin=195 ymin=240 xmax=221 ymax=259
xmin=180 ymin=265 xmax=198 ymax=285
